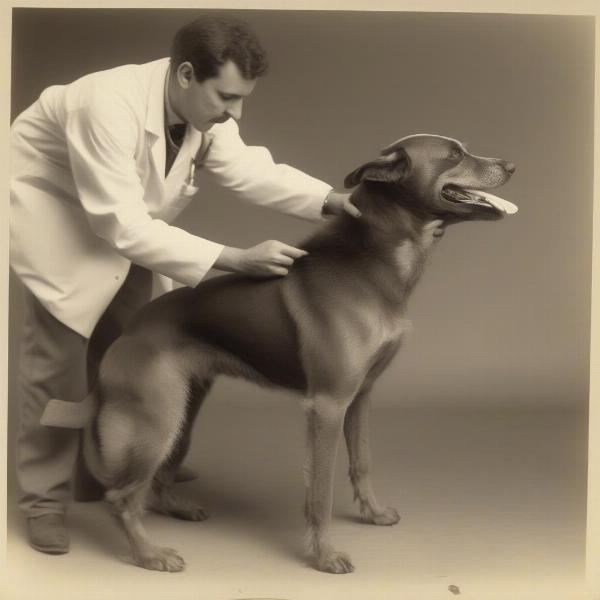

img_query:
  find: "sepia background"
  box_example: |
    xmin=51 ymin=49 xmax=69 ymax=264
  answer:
xmin=6 ymin=8 xmax=594 ymax=600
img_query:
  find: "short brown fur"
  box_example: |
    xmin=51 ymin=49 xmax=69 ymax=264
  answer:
xmin=82 ymin=134 xmax=515 ymax=573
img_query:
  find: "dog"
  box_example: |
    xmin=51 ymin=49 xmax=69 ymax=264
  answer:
xmin=79 ymin=134 xmax=517 ymax=574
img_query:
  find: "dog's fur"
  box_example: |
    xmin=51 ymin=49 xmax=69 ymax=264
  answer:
xmin=82 ymin=134 xmax=515 ymax=573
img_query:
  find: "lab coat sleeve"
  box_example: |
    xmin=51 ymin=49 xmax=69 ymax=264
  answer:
xmin=204 ymin=119 xmax=332 ymax=222
xmin=64 ymin=87 xmax=224 ymax=287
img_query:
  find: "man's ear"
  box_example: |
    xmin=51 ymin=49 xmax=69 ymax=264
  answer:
xmin=343 ymin=148 xmax=411 ymax=189
xmin=176 ymin=61 xmax=195 ymax=89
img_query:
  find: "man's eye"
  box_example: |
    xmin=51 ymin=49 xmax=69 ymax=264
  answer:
xmin=449 ymin=147 xmax=464 ymax=160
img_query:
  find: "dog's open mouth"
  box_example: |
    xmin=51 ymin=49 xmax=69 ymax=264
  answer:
xmin=441 ymin=185 xmax=518 ymax=214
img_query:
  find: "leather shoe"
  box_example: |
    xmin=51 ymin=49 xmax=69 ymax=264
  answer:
xmin=27 ymin=514 xmax=70 ymax=554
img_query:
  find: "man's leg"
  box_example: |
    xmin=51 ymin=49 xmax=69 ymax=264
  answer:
xmin=16 ymin=287 xmax=87 ymax=553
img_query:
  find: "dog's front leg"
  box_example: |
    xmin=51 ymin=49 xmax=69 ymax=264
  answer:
xmin=303 ymin=395 xmax=354 ymax=574
xmin=344 ymin=388 xmax=400 ymax=526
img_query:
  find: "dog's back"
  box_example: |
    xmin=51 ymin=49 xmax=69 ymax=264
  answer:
xmin=128 ymin=274 xmax=308 ymax=391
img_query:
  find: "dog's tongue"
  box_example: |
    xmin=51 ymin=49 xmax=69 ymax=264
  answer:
xmin=464 ymin=189 xmax=518 ymax=214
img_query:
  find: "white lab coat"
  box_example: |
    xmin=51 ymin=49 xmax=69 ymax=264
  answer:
xmin=10 ymin=58 xmax=331 ymax=338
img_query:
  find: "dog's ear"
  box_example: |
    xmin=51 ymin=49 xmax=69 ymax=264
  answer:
xmin=343 ymin=148 xmax=411 ymax=189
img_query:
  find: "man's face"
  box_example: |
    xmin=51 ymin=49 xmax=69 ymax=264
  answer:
xmin=172 ymin=60 xmax=257 ymax=132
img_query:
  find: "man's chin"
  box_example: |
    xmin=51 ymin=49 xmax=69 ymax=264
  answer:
xmin=193 ymin=123 xmax=214 ymax=133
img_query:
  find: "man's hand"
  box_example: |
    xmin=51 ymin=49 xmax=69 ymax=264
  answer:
xmin=323 ymin=190 xmax=445 ymax=235
xmin=322 ymin=191 xmax=361 ymax=218
xmin=215 ymin=241 xmax=308 ymax=277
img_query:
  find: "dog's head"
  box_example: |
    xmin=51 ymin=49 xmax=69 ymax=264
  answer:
xmin=344 ymin=134 xmax=517 ymax=221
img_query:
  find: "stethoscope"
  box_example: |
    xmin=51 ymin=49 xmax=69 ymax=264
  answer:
xmin=180 ymin=132 xmax=214 ymax=196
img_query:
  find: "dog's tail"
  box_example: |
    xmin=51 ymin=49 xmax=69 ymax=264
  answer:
xmin=40 ymin=392 xmax=97 ymax=429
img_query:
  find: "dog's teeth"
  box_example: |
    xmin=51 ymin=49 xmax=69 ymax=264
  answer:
xmin=443 ymin=188 xmax=470 ymax=202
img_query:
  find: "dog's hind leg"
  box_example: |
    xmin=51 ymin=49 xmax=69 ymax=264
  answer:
xmin=107 ymin=480 xmax=185 ymax=572
xmin=99 ymin=403 xmax=186 ymax=571
xmin=148 ymin=377 xmax=212 ymax=522
xmin=343 ymin=384 xmax=400 ymax=526
xmin=303 ymin=394 xmax=355 ymax=574
xmin=96 ymin=353 xmax=191 ymax=571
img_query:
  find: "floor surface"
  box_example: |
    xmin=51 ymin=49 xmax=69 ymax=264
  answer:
xmin=3 ymin=392 xmax=589 ymax=600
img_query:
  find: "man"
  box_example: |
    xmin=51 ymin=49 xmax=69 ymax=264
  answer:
xmin=10 ymin=15 xmax=359 ymax=555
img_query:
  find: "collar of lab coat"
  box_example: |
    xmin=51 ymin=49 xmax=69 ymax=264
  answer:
xmin=163 ymin=65 xmax=185 ymax=127
xmin=145 ymin=58 xmax=170 ymax=138
xmin=145 ymin=58 xmax=202 ymax=184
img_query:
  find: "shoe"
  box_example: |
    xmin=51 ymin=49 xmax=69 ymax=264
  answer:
xmin=27 ymin=514 xmax=70 ymax=554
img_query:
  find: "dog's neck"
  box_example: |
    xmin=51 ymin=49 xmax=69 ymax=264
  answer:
xmin=351 ymin=181 xmax=435 ymax=232
xmin=302 ymin=182 xmax=441 ymax=307
xmin=346 ymin=181 xmax=441 ymax=258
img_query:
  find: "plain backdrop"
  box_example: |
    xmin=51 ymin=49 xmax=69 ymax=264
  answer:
xmin=9 ymin=9 xmax=594 ymax=411
xmin=5 ymin=9 xmax=594 ymax=599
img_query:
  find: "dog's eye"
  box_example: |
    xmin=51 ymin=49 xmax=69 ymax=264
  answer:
xmin=449 ymin=147 xmax=464 ymax=160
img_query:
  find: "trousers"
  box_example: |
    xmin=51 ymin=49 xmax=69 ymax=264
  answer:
xmin=15 ymin=264 xmax=153 ymax=517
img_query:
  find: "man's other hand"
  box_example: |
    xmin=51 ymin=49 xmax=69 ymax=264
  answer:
xmin=322 ymin=191 xmax=361 ymax=218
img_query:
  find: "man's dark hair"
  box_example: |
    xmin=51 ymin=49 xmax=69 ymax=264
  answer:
xmin=170 ymin=15 xmax=268 ymax=82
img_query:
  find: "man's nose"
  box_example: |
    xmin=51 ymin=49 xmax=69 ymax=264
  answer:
xmin=226 ymin=99 xmax=243 ymax=121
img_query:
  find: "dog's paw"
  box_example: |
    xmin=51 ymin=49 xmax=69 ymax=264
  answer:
xmin=136 ymin=546 xmax=185 ymax=572
xmin=169 ymin=503 xmax=209 ymax=522
xmin=368 ymin=506 xmax=400 ymax=526
xmin=152 ymin=493 xmax=210 ymax=522
xmin=373 ymin=506 xmax=400 ymax=525
xmin=316 ymin=550 xmax=355 ymax=574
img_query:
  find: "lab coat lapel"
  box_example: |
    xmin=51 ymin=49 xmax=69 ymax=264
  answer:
xmin=145 ymin=58 xmax=170 ymax=186
xmin=144 ymin=59 xmax=202 ymax=200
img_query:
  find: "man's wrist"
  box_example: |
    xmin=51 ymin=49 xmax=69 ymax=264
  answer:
xmin=321 ymin=190 xmax=335 ymax=216
xmin=214 ymin=246 xmax=243 ymax=272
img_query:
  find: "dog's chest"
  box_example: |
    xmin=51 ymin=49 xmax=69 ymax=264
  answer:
xmin=394 ymin=241 xmax=418 ymax=279
xmin=376 ymin=313 xmax=411 ymax=348
xmin=392 ymin=223 xmax=438 ymax=281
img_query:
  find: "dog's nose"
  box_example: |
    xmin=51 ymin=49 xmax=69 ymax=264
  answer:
xmin=504 ymin=162 xmax=516 ymax=174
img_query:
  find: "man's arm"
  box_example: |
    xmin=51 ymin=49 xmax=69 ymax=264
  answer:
xmin=203 ymin=119 xmax=335 ymax=221
xmin=65 ymin=88 xmax=224 ymax=286
xmin=200 ymin=119 xmax=365 ymax=274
